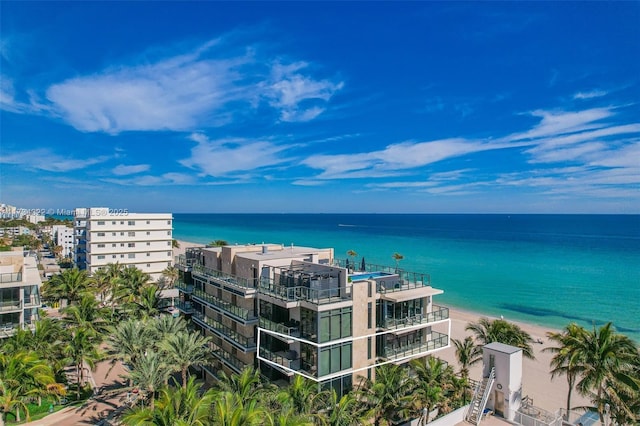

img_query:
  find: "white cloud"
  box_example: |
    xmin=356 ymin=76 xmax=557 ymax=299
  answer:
xmin=112 ymin=164 xmax=150 ymax=176
xmin=35 ymin=39 xmax=343 ymax=133
xmin=0 ymin=149 xmax=109 ymax=172
xmin=180 ymin=133 xmax=293 ymax=178
xmin=509 ymin=108 xmax=613 ymax=141
xmin=573 ymin=89 xmax=608 ymax=100
xmin=265 ymin=61 xmax=344 ymax=122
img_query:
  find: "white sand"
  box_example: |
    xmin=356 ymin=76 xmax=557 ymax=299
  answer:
xmin=435 ymin=307 xmax=589 ymax=413
xmin=172 ymin=239 xmax=587 ymax=414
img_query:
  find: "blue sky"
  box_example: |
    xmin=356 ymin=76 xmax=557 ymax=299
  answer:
xmin=1 ymin=2 xmax=639 ymax=213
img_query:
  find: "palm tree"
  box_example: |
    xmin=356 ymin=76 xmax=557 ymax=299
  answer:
xmin=63 ymin=328 xmax=102 ymax=400
xmin=545 ymin=323 xmax=588 ymax=417
xmin=42 ymin=268 xmax=93 ymax=306
xmin=122 ymin=377 xmax=215 ymax=426
xmin=466 ymin=317 xmax=535 ymax=359
xmin=61 ymin=295 xmax=111 ymax=334
xmin=316 ymin=389 xmax=366 ymax=426
xmin=130 ymin=285 xmax=164 ymax=320
xmin=215 ymin=366 xmax=265 ymax=404
xmin=161 ymin=265 xmax=178 ymax=288
xmin=404 ymin=357 xmax=454 ymax=424
xmin=358 ymin=363 xmax=411 ymax=425
xmin=277 ymin=374 xmax=325 ymax=416
xmin=392 ymin=252 xmax=404 ymax=272
xmin=151 ymin=315 xmax=187 ymax=342
xmin=573 ymin=322 xmax=639 ymax=423
xmin=210 ymin=391 xmax=267 ymax=425
xmin=159 ymin=330 xmax=212 ymax=389
xmin=346 ymin=250 xmax=357 ymax=271
xmin=452 ymin=336 xmax=482 ymax=403
xmin=172 ymin=239 xmax=180 ymax=249
xmin=117 ymin=266 xmax=152 ymax=305
xmin=127 ymin=351 xmax=171 ymax=411
xmin=105 ymin=319 xmax=154 ymax=380
xmin=0 ymin=351 xmax=63 ymax=425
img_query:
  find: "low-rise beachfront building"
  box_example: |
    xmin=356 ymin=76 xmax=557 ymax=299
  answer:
xmin=176 ymin=243 xmax=450 ymax=394
xmin=53 ymin=225 xmax=74 ymax=258
xmin=74 ymin=208 xmax=173 ymax=280
xmin=0 ymin=248 xmax=42 ymax=338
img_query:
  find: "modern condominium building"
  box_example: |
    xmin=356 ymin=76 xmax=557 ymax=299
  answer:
xmin=0 ymin=249 xmax=42 ymax=338
xmin=52 ymin=225 xmax=74 ymax=258
xmin=74 ymin=208 xmax=173 ymax=280
xmin=176 ymin=243 xmax=450 ymax=394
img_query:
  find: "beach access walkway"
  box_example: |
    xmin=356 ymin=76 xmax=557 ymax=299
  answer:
xmin=28 ymin=359 xmax=130 ymax=426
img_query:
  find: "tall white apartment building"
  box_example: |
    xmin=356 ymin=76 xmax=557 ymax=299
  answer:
xmin=74 ymin=208 xmax=173 ymax=280
xmin=53 ymin=225 xmax=74 ymax=258
xmin=0 ymin=248 xmax=42 ymax=338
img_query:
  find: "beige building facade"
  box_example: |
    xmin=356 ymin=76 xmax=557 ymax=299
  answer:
xmin=176 ymin=243 xmax=450 ymax=394
xmin=0 ymin=249 xmax=42 ymax=338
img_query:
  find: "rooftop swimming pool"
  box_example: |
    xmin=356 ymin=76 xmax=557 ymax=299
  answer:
xmin=349 ymin=271 xmax=394 ymax=282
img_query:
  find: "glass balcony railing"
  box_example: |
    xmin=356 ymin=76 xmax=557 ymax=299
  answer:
xmin=192 ymin=289 xmax=257 ymax=321
xmin=0 ymin=272 xmax=22 ymax=283
xmin=380 ymin=332 xmax=449 ymax=361
xmin=175 ymin=281 xmax=194 ymax=294
xmin=258 ymin=281 xmax=351 ymax=305
xmin=23 ymin=297 xmax=41 ymax=308
xmin=176 ymin=301 xmax=193 ymax=313
xmin=380 ymin=306 xmax=449 ymax=330
xmin=259 ymin=347 xmax=301 ymax=372
xmin=0 ymin=300 xmax=22 ymax=312
xmin=209 ymin=343 xmax=246 ymax=373
xmin=192 ymin=311 xmax=256 ymax=350
xmin=192 ymin=265 xmax=256 ymax=290
xmin=259 ymin=317 xmax=300 ymax=337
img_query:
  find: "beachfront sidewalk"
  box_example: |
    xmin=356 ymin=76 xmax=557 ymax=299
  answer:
xmin=28 ymin=359 xmax=130 ymax=426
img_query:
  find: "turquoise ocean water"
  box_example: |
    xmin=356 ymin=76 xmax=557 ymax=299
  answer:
xmin=173 ymin=214 xmax=640 ymax=342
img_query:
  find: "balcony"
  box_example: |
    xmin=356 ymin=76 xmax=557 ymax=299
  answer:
xmin=258 ymin=282 xmax=351 ymax=305
xmin=259 ymin=347 xmax=301 ymax=373
xmin=380 ymin=331 xmax=449 ymax=361
xmin=380 ymin=306 xmax=449 ymax=330
xmin=0 ymin=300 xmax=22 ymax=312
xmin=192 ymin=311 xmax=256 ymax=351
xmin=192 ymin=265 xmax=256 ymax=291
xmin=23 ymin=297 xmax=41 ymax=308
xmin=192 ymin=289 xmax=257 ymax=322
xmin=259 ymin=317 xmax=300 ymax=339
xmin=0 ymin=272 xmax=22 ymax=283
xmin=175 ymin=281 xmax=194 ymax=294
xmin=175 ymin=254 xmax=197 ymax=271
xmin=176 ymin=300 xmax=193 ymax=314
xmin=209 ymin=343 xmax=246 ymax=374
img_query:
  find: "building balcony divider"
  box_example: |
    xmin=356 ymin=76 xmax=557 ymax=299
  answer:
xmin=192 ymin=288 xmax=257 ymax=321
xmin=380 ymin=331 xmax=449 ymax=361
xmin=192 ymin=265 xmax=256 ymax=290
xmin=0 ymin=272 xmax=22 ymax=283
xmin=259 ymin=317 xmax=301 ymax=338
xmin=0 ymin=300 xmax=22 ymax=312
xmin=192 ymin=311 xmax=256 ymax=350
xmin=380 ymin=306 xmax=449 ymax=330
xmin=258 ymin=281 xmax=351 ymax=305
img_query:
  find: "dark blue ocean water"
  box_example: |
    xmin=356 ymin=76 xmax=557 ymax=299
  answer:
xmin=173 ymin=214 xmax=640 ymax=341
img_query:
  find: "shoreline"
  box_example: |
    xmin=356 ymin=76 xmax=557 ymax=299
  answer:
xmin=173 ymin=239 xmax=588 ymax=413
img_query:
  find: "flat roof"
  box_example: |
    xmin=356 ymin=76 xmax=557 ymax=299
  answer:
xmin=380 ymin=286 xmax=443 ymax=303
xmin=484 ymin=342 xmax=522 ymax=354
xmin=239 ymin=246 xmax=330 ymax=261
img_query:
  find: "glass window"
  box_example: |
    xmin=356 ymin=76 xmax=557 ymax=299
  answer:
xmin=97 ymin=221 xmax=105 ymax=225
xmin=319 ymin=348 xmax=330 ymax=376
xmin=128 ymin=232 xmax=135 ymax=237
xmin=97 ymin=255 xmax=105 ymax=259
xmin=368 ymin=302 xmax=372 ymax=329
xmin=128 ymin=221 xmax=135 ymax=226
xmin=97 ymin=232 xmax=105 ymax=237
xmin=128 ymin=254 xmax=135 ymax=259
xmin=331 ymin=346 xmax=341 ymax=373
xmin=367 ymin=337 xmax=372 ymax=359
xmin=341 ymin=310 xmax=351 ymax=337
xmin=319 ymin=315 xmax=330 ymax=343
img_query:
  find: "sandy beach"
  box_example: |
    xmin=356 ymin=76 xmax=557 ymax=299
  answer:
xmin=173 ymin=239 xmax=587 ymax=414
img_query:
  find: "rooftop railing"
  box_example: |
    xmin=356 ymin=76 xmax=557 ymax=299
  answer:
xmin=258 ymin=280 xmax=351 ymax=305
xmin=0 ymin=272 xmax=22 ymax=283
xmin=0 ymin=300 xmax=22 ymax=312
xmin=334 ymin=258 xmax=431 ymax=289
xmin=192 ymin=265 xmax=256 ymax=290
